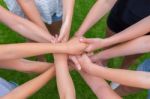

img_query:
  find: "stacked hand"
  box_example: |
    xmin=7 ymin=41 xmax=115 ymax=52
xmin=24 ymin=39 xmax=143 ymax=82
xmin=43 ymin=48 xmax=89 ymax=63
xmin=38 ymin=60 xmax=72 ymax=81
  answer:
xmin=68 ymin=37 xmax=106 ymax=70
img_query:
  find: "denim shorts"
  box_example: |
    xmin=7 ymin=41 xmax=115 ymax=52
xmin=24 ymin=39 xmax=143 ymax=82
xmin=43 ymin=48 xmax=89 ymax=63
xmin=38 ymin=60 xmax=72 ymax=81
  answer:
xmin=0 ymin=77 xmax=18 ymax=96
xmin=137 ymin=59 xmax=150 ymax=99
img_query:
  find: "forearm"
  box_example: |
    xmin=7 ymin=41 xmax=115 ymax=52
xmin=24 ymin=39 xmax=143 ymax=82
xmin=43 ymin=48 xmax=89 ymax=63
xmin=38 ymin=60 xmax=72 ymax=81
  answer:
xmin=90 ymin=63 xmax=150 ymax=89
xmin=2 ymin=67 xmax=55 ymax=99
xmin=62 ymin=0 xmax=74 ymax=24
xmin=54 ymin=54 xmax=75 ymax=99
xmin=59 ymin=0 xmax=75 ymax=41
xmin=54 ymin=1 xmax=76 ymax=97
xmin=0 ymin=59 xmax=53 ymax=73
xmin=0 ymin=43 xmax=68 ymax=60
xmin=0 ymin=6 xmax=52 ymax=43
xmin=79 ymin=71 xmax=121 ymax=99
xmin=91 ymin=35 xmax=150 ymax=61
xmin=103 ymin=16 xmax=150 ymax=48
xmin=75 ymin=0 xmax=117 ymax=36
xmin=17 ymin=0 xmax=49 ymax=32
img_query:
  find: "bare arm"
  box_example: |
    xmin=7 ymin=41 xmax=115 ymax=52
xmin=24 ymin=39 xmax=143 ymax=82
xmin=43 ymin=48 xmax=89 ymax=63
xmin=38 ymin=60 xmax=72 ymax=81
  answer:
xmin=0 ymin=38 xmax=87 ymax=60
xmin=79 ymin=71 xmax=121 ymax=99
xmin=0 ymin=59 xmax=52 ymax=73
xmin=17 ymin=0 xmax=49 ymax=32
xmin=79 ymin=54 xmax=150 ymax=89
xmin=58 ymin=0 xmax=75 ymax=41
xmin=75 ymin=0 xmax=117 ymax=36
xmin=1 ymin=67 xmax=55 ymax=99
xmin=80 ymin=16 xmax=150 ymax=52
xmin=101 ymin=16 xmax=150 ymax=48
xmin=54 ymin=55 xmax=76 ymax=99
xmin=91 ymin=35 xmax=150 ymax=61
xmin=0 ymin=6 xmax=53 ymax=43
xmin=54 ymin=0 xmax=76 ymax=98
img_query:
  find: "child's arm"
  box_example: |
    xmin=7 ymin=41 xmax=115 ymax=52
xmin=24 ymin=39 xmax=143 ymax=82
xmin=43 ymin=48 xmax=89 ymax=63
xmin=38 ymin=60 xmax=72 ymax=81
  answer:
xmin=16 ymin=0 xmax=49 ymax=32
xmin=53 ymin=0 xmax=76 ymax=98
xmin=79 ymin=54 xmax=150 ymax=89
xmin=1 ymin=67 xmax=55 ymax=99
xmin=0 ymin=38 xmax=87 ymax=60
xmin=79 ymin=71 xmax=121 ymax=99
xmin=0 ymin=6 xmax=53 ymax=43
xmin=91 ymin=35 xmax=150 ymax=62
xmin=54 ymin=55 xmax=76 ymax=99
xmin=58 ymin=0 xmax=75 ymax=41
xmin=75 ymin=0 xmax=117 ymax=36
xmin=0 ymin=59 xmax=53 ymax=73
xmin=80 ymin=16 xmax=150 ymax=52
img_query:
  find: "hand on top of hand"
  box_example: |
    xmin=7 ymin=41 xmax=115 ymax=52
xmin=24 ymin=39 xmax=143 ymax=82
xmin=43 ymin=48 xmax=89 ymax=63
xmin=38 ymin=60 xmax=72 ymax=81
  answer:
xmin=79 ymin=37 xmax=106 ymax=52
xmin=66 ymin=37 xmax=87 ymax=55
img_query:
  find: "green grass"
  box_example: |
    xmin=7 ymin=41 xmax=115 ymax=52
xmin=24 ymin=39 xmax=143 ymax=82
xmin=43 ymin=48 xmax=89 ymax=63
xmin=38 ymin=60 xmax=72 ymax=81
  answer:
xmin=0 ymin=0 xmax=149 ymax=99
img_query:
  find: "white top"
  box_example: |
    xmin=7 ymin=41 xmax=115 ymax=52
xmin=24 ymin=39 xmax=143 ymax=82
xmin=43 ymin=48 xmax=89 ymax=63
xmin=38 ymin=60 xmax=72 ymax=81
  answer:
xmin=4 ymin=0 xmax=63 ymax=24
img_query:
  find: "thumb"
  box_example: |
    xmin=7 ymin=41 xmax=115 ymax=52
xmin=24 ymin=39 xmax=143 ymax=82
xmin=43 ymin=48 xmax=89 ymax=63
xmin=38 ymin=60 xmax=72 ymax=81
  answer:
xmin=79 ymin=38 xmax=94 ymax=44
xmin=57 ymin=33 xmax=65 ymax=42
xmin=85 ymin=45 xmax=94 ymax=52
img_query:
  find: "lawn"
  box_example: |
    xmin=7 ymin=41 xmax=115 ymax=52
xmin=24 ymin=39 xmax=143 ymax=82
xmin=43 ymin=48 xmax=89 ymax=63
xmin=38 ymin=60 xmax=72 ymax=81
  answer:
xmin=0 ymin=0 xmax=149 ymax=99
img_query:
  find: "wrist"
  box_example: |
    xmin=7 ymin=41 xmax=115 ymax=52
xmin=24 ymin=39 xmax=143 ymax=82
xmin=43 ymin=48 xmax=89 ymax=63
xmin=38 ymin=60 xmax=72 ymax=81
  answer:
xmin=75 ymin=30 xmax=85 ymax=37
xmin=103 ymin=36 xmax=121 ymax=48
xmin=100 ymin=38 xmax=113 ymax=48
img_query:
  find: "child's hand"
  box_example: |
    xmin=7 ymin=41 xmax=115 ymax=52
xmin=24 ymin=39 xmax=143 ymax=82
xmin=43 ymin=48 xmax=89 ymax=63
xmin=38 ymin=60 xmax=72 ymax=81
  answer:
xmin=69 ymin=55 xmax=81 ymax=70
xmin=50 ymin=35 xmax=56 ymax=43
xmin=66 ymin=37 xmax=87 ymax=55
xmin=79 ymin=38 xmax=106 ymax=52
xmin=77 ymin=54 xmax=93 ymax=73
xmin=58 ymin=21 xmax=70 ymax=42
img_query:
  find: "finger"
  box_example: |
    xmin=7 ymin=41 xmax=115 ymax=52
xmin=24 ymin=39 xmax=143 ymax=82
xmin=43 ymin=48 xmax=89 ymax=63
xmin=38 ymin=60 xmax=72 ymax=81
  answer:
xmin=85 ymin=46 xmax=94 ymax=52
xmin=55 ymin=34 xmax=58 ymax=38
xmin=79 ymin=38 xmax=94 ymax=44
xmin=70 ymin=56 xmax=81 ymax=70
xmin=81 ymin=54 xmax=91 ymax=61
xmin=58 ymin=34 xmax=65 ymax=42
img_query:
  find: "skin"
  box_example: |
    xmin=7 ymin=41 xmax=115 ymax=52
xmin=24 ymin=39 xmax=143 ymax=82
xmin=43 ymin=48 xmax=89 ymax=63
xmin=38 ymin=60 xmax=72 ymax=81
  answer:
xmin=0 ymin=38 xmax=86 ymax=98
xmin=8 ymin=1 xmax=76 ymax=98
xmin=1 ymin=66 xmax=55 ymax=99
xmin=78 ymin=70 xmax=121 ymax=99
xmin=89 ymin=35 xmax=150 ymax=62
xmin=75 ymin=0 xmax=117 ymax=37
xmin=0 ymin=6 xmax=54 ymax=43
xmin=80 ymin=16 xmax=150 ymax=52
xmin=70 ymin=1 xmax=118 ymax=98
xmin=16 ymin=0 xmax=50 ymax=32
xmin=0 ymin=2 xmax=76 ymax=98
xmin=76 ymin=1 xmax=150 ymax=97
xmin=0 ymin=59 xmax=52 ymax=74
xmin=78 ymin=54 xmax=150 ymax=89
xmin=0 ymin=37 xmax=86 ymax=60
xmin=53 ymin=0 xmax=76 ymax=98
